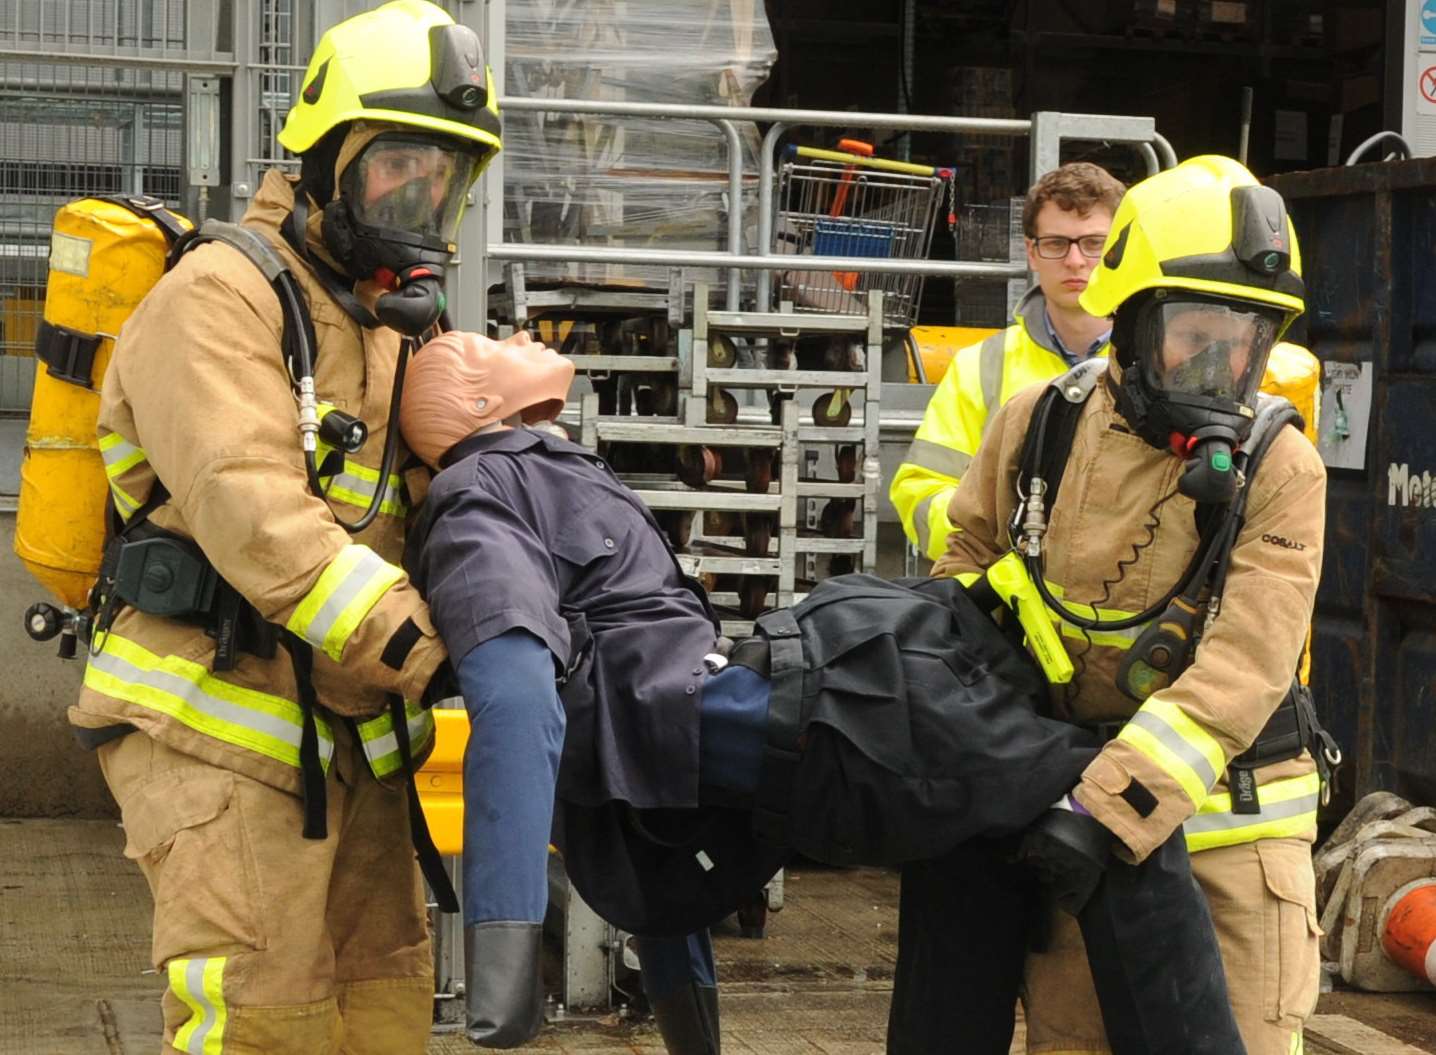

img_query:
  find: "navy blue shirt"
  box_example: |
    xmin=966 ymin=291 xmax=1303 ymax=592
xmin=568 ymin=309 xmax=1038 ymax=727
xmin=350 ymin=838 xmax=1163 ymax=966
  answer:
xmin=405 ymin=427 xmax=719 ymax=810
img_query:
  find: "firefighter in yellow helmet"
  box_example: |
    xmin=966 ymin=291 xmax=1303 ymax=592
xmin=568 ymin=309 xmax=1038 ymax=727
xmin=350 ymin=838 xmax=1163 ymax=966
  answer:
xmin=922 ymin=157 xmax=1326 ymax=1055
xmin=889 ymin=163 xmax=1324 ymax=569
xmin=70 ymin=3 xmax=501 ymax=1052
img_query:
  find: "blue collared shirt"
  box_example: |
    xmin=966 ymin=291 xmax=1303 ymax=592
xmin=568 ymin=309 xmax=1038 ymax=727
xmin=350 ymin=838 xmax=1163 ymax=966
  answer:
xmin=1044 ymin=307 xmax=1110 ymax=366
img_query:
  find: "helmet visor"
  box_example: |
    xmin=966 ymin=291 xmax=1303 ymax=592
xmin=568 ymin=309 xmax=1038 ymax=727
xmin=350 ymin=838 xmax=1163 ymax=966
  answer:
xmin=342 ymin=133 xmax=481 ymax=245
xmin=1140 ymin=297 xmax=1283 ymax=407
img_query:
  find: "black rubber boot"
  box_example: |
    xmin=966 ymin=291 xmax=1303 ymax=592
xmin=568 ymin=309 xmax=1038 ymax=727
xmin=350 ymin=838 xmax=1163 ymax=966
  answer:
xmin=650 ymin=982 xmax=722 ymax=1055
xmin=464 ymin=921 xmax=545 ymax=1048
xmin=1077 ymin=830 xmax=1247 ymax=1055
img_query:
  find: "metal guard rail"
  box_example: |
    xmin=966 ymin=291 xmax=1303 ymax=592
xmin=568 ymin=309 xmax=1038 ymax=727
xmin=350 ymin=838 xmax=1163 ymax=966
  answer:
xmin=488 ymin=99 xmax=1175 ymax=309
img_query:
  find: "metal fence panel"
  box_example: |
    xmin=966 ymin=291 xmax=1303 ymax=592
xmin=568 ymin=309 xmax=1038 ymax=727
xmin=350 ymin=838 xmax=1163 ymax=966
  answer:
xmin=0 ymin=0 xmax=297 ymax=424
xmin=0 ymin=66 xmax=183 ymax=411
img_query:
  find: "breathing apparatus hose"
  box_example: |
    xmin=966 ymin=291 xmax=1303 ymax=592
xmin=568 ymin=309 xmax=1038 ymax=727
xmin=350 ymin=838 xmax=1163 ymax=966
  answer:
xmin=307 ymin=330 xmax=418 ymax=536
xmin=1024 ymin=521 xmax=1225 ymax=632
xmin=1015 ymin=376 xmax=1227 ymax=632
xmin=1203 ymin=402 xmax=1303 ymax=605
xmin=278 ymin=267 xmax=429 ymax=536
xmin=1020 ymin=400 xmax=1303 ymax=634
xmin=278 ymin=198 xmax=443 ymax=536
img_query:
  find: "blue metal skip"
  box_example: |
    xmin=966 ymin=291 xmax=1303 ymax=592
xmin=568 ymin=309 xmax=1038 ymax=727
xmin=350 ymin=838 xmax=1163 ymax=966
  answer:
xmin=1269 ymin=159 xmax=1436 ymax=813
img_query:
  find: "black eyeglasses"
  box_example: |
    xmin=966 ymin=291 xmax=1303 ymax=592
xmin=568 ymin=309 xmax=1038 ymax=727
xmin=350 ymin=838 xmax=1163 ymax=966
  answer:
xmin=1031 ymin=234 xmax=1107 ymax=260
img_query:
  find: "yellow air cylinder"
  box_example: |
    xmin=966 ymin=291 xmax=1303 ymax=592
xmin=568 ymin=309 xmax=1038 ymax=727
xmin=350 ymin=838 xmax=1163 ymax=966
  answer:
xmin=14 ymin=198 xmax=188 ymax=609
xmin=1259 ymin=341 xmax=1321 ymax=445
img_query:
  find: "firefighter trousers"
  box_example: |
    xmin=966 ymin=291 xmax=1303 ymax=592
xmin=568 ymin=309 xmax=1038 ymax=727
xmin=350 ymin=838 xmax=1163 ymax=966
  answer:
xmin=1023 ymin=837 xmax=1320 ymax=1055
xmin=98 ymin=728 xmax=434 ymax=1055
xmin=887 ymin=829 xmax=1248 ymax=1055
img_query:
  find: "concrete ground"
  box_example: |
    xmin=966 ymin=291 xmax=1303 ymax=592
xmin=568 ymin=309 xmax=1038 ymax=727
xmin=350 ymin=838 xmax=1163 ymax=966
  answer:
xmin=4 ymin=820 xmax=1436 ymax=1055
xmin=0 ymin=511 xmax=111 ymax=822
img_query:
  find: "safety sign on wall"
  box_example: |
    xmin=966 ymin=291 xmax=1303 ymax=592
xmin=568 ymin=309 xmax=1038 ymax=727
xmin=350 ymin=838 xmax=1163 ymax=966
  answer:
xmin=1317 ymin=361 xmax=1372 ymax=471
xmin=1422 ymin=0 xmax=1436 ymax=46
xmin=1419 ymin=65 xmax=1436 ymax=116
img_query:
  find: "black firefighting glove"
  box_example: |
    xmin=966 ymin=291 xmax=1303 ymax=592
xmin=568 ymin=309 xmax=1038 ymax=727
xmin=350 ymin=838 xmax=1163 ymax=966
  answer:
xmin=1018 ymin=798 xmax=1117 ymax=916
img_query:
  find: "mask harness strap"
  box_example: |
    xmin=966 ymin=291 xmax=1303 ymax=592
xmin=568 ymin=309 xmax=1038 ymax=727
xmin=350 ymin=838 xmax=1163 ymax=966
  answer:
xmin=282 ymin=201 xmax=380 ymax=330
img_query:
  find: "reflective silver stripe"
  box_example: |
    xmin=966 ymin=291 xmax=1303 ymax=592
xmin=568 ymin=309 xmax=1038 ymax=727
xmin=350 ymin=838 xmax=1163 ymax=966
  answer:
xmin=978 ymin=332 xmax=1007 ymax=415
xmin=302 ymin=547 xmax=392 ymax=651
xmin=1183 ymin=791 xmax=1321 ymax=836
xmin=186 ymin=958 xmax=217 ymax=1053
xmin=87 ymin=646 xmax=333 ymax=766
xmin=359 ymin=705 xmax=435 ymax=777
xmin=903 ymin=437 xmax=972 ymax=480
xmin=1127 ymin=708 xmax=1219 ymax=792
xmin=327 ymin=468 xmax=404 ymax=513
xmin=109 ymin=482 xmax=141 ymax=518
xmin=168 ymin=956 xmax=227 ymax=1054
xmin=99 ymin=435 xmax=144 ymax=470
xmin=913 ymin=494 xmax=935 ymax=554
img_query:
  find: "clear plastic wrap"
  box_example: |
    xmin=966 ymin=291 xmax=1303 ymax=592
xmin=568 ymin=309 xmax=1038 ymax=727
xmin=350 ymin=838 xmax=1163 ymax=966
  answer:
xmin=502 ymin=0 xmax=776 ymax=287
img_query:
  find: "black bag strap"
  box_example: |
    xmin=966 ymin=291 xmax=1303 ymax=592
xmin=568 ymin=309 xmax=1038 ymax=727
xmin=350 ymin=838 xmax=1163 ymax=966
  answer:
xmin=92 ymin=193 xmax=189 ymax=245
xmin=388 ymin=694 xmax=461 ymax=913
xmin=34 ymin=320 xmax=104 ymax=389
xmin=280 ymin=631 xmax=329 ymax=841
xmin=750 ymin=607 xmax=804 ymax=849
xmin=1015 ymin=359 xmax=1106 ymax=529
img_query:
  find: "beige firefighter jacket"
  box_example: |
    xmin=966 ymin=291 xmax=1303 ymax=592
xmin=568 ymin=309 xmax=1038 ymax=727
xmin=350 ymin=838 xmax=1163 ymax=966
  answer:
xmin=932 ymin=364 xmax=1327 ymax=863
xmin=70 ymin=169 xmax=445 ymax=796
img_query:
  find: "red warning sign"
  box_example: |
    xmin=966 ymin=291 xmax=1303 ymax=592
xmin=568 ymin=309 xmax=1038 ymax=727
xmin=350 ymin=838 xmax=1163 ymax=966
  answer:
xmin=1421 ymin=65 xmax=1436 ymax=105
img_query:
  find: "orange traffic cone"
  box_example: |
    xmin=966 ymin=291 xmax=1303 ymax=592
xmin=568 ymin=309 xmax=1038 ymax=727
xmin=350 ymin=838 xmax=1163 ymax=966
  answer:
xmin=1381 ymin=881 xmax=1436 ymax=986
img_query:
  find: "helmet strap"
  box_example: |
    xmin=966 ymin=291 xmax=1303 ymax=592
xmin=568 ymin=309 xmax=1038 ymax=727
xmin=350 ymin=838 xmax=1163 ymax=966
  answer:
xmin=281 ymin=196 xmax=381 ymax=331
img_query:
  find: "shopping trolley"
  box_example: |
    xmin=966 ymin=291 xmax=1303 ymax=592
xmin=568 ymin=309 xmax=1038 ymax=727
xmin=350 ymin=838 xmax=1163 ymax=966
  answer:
xmin=770 ymin=139 xmax=955 ymax=329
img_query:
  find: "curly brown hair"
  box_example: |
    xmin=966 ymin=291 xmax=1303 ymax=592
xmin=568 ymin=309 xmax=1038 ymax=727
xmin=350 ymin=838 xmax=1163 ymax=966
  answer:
xmin=1022 ymin=162 xmax=1126 ymax=237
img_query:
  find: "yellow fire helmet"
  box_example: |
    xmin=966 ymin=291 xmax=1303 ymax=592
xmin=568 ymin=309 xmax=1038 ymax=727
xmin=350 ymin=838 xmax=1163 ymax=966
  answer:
xmin=278 ymin=0 xmax=502 ymax=173
xmin=1080 ymin=155 xmax=1304 ymax=331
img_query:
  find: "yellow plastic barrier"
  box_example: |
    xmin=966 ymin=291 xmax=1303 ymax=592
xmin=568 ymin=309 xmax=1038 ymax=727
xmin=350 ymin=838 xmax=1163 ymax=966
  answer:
xmin=417 ymin=708 xmax=467 ymax=856
xmin=417 ymin=709 xmax=563 ymax=860
xmin=906 ymin=325 xmax=1002 ymax=384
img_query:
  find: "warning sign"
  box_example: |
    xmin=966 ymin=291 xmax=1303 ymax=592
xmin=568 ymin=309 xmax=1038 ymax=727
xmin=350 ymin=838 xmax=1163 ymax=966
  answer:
xmin=1419 ymin=65 xmax=1436 ymax=115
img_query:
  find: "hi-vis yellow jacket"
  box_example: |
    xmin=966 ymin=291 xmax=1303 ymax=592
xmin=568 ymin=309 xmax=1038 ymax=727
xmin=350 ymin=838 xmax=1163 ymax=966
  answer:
xmin=891 ymin=289 xmax=1085 ymax=561
xmin=69 ymin=169 xmax=445 ymax=795
xmin=932 ymin=365 xmax=1326 ymax=862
